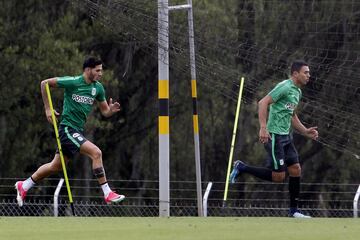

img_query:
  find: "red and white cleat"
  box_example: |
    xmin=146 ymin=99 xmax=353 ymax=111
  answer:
xmin=15 ymin=181 xmax=27 ymax=207
xmin=104 ymin=191 xmax=125 ymax=204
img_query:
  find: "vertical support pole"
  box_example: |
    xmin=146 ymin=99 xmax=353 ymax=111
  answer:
xmin=187 ymin=0 xmax=203 ymax=216
xmin=203 ymin=182 xmax=213 ymax=217
xmin=354 ymin=185 xmax=360 ymax=218
xmin=54 ymin=178 xmax=64 ymax=217
xmin=158 ymin=0 xmax=170 ymax=217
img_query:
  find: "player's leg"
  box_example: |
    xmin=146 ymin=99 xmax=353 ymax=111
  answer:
xmin=80 ymin=140 xmax=125 ymax=204
xmin=15 ymin=153 xmax=66 ymax=207
xmin=28 ymin=124 xmax=80 ymax=186
xmin=288 ymin=163 xmax=301 ymax=213
xmin=230 ymin=133 xmax=285 ymax=183
xmin=285 ymin=140 xmax=310 ymax=218
xmin=230 ymin=160 xmax=273 ymax=183
xmin=31 ymin=154 xmax=66 ymax=181
xmin=31 ymin=124 xmax=80 ymax=183
xmin=80 ymin=141 xmax=106 ymax=183
xmin=15 ymin=124 xmax=81 ymax=207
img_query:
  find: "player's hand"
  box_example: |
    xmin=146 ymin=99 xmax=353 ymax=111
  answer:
xmin=108 ymin=98 xmax=121 ymax=114
xmin=305 ymin=126 xmax=318 ymax=140
xmin=45 ymin=109 xmax=59 ymax=124
xmin=259 ymin=127 xmax=271 ymax=144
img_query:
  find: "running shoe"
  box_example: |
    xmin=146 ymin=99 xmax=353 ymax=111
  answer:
xmin=15 ymin=181 xmax=27 ymax=207
xmin=229 ymin=160 xmax=246 ymax=183
xmin=104 ymin=191 xmax=125 ymax=204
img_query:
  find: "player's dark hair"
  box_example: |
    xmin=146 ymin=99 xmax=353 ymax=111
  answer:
xmin=83 ymin=57 xmax=102 ymax=70
xmin=290 ymin=60 xmax=308 ymax=75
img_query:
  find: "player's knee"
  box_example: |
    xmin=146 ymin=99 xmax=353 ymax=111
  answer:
xmin=91 ymin=147 xmax=102 ymax=161
xmin=272 ymin=172 xmax=286 ymax=182
xmin=288 ymin=164 xmax=301 ymax=176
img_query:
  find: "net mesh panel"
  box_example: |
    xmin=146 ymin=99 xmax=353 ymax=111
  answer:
xmin=0 ymin=178 xmax=357 ymax=217
xmin=70 ymin=0 xmax=360 ymax=156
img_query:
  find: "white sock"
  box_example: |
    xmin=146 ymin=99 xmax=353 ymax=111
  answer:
xmin=101 ymin=183 xmax=112 ymax=197
xmin=22 ymin=177 xmax=36 ymax=191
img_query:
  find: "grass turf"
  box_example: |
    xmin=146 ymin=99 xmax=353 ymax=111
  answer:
xmin=0 ymin=217 xmax=359 ymax=240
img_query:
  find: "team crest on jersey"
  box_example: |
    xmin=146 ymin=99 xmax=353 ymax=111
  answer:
xmin=92 ymin=88 xmax=96 ymax=96
xmin=285 ymin=103 xmax=296 ymax=110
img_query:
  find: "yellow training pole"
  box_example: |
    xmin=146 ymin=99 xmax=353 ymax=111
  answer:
xmin=45 ymin=82 xmax=75 ymax=216
xmin=223 ymin=77 xmax=245 ymax=206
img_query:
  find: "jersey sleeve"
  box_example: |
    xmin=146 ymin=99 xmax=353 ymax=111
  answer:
xmin=57 ymin=76 xmax=77 ymax=88
xmin=96 ymin=83 xmax=106 ymax=102
xmin=268 ymin=82 xmax=289 ymax=102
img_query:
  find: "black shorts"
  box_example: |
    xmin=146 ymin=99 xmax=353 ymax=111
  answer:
xmin=264 ymin=133 xmax=299 ymax=172
xmin=55 ymin=125 xmax=87 ymax=158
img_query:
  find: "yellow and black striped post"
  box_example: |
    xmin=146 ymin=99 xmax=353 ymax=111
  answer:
xmin=158 ymin=0 xmax=203 ymax=217
xmin=191 ymin=78 xmax=203 ymax=216
xmin=191 ymin=79 xmax=199 ymax=135
xmin=187 ymin=0 xmax=203 ymax=216
xmin=158 ymin=78 xmax=170 ymax=216
xmin=187 ymin=0 xmax=203 ymax=215
xmin=158 ymin=0 xmax=170 ymax=217
xmin=159 ymin=80 xmax=170 ymax=136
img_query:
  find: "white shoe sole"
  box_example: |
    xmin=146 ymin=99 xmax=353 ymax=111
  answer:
xmin=15 ymin=182 xmax=24 ymax=207
xmin=292 ymin=212 xmax=311 ymax=218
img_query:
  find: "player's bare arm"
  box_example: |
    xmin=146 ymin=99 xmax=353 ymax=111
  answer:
xmin=40 ymin=77 xmax=59 ymax=124
xmin=98 ymin=98 xmax=121 ymax=118
xmin=258 ymin=95 xmax=273 ymax=143
xmin=291 ymin=114 xmax=318 ymax=140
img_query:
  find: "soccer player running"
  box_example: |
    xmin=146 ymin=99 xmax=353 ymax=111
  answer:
xmin=15 ymin=57 xmax=125 ymax=206
xmin=230 ymin=60 xmax=318 ymax=218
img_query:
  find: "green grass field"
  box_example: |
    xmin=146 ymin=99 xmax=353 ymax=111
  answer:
xmin=0 ymin=217 xmax=359 ymax=240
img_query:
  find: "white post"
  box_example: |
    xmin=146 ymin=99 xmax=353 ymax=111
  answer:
xmin=186 ymin=0 xmax=203 ymax=217
xmin=203 ymin=182 xmax=213 ymax=217
xmin=158 ymin=0 xmax=170 ymax=217
xmin=54 ymin=178 xmax=64 ymax=217
xmin=158 ymin=0 xmax=202 ymax=217
xmin=169 ymin=0 xmax=203 ymax=217
xmin=353 ymin=185 xmax=360 ymax=218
